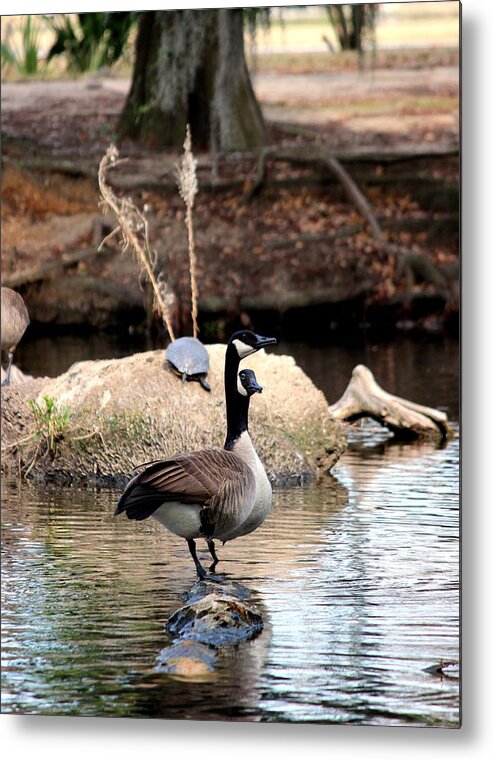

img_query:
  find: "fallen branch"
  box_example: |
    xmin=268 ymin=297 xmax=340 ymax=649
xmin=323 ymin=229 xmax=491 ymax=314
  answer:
xmin=395 ymin=250 xmax=448 ymax=288
xmin=233 ymin=145 xmax=449 ymax=290
xmin=3 ymin=152 xmax=98 ymax=179
xmin=1 ymin=246 xmax=115 ymax=289
xmin=50 ymin=274 xmax=144 ymax=307
xmin=329 ymin=364 xmax=452 ymax=440
xmin=108 ymin=171 xmax=327 ymax=195
xmin=99 ymin=141 xmax=452 ymax=297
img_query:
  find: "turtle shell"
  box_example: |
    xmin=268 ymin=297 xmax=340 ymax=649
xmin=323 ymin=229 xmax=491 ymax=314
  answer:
xmin=166 ymin=337 xmax=210 ymax=390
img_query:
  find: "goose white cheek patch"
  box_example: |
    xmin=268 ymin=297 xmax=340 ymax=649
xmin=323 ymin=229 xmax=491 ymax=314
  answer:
xmin=233 ymin=339 xmax=255 ymax=358
xmin=237 ymin=376 xmax=248 ymax=396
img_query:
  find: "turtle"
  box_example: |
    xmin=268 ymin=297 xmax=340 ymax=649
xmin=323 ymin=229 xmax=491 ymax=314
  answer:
xmin=166 ymin=336 xmax=211 ymax=392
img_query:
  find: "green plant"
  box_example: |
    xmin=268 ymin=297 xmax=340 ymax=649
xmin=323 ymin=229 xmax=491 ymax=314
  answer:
xmin=28 ymin=395 xmax=71 ymax=456
xmin=45 ymin=12 xmax=135 ymax=72
xmin=1 ymin=16 xmax=44 ymax=75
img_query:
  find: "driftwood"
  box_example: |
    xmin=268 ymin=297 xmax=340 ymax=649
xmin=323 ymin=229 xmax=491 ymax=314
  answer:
xmin=329 ymin=364 xmax=452 ymax=440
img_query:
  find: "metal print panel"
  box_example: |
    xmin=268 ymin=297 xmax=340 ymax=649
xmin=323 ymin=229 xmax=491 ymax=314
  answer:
xmin=1 ymin=1 xmax=460 ymax=728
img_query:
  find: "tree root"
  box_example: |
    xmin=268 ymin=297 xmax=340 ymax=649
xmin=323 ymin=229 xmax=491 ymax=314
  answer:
xmin=229 ymin=142 xmax=453 ymax=292
xmin=241 ymin=146 xmax=271 ymax=202
xmin=320 ymin=154 xmax=450 ymax=290
xmin=323 ymin=153 xmax=386 ymax=243
xmin=269 ymin=123 xmax=459 ymax=162
xmin=6 ymin=138 xmax=455 ymax=298
xmin=328 ymin=364 xmax=452 ymax=441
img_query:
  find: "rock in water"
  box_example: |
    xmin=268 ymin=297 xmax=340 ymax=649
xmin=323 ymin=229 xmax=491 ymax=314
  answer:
xmin=167 ymin=594 xmax=264 ymax=645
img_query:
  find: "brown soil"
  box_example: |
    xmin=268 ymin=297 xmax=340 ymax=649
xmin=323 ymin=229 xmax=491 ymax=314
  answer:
xmin=1 ymin=66 xmax=459 ymax=336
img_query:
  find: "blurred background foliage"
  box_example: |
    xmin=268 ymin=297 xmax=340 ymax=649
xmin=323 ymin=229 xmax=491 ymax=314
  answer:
xmin=1 ymin=4 xmax=459 ymax=79
xmin=44 ymin=12 xmax=137 ymax=73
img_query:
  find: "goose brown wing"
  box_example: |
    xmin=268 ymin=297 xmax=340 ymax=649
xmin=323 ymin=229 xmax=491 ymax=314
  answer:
xmin=115 ymin=449 xmax=255 ymax=525
xmin=202 ymin=459 xmax=257 ymax=536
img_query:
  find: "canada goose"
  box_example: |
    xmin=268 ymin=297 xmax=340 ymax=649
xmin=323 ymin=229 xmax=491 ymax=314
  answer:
xmin=222 ymin=367 xmax=272 ymax=547
xmin=1 ymin=287 xmax=30 ymax=386
xmin=115 ymin=330 xmax=277 ymax=579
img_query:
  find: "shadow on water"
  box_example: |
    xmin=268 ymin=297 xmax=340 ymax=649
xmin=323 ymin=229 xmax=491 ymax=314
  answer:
xmin=2 ymin=332 xmax=459 ymax=725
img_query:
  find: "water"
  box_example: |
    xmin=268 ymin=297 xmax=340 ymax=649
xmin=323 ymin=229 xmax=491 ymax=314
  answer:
xmin=15 ymin=332 xmax=460 ymax=419
xmin=1 ymin=334 xmax=460 ymax=725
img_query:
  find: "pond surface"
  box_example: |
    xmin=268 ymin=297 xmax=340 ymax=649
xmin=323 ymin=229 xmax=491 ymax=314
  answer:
xmin=1 ymin=334 xmax=460 ymax=725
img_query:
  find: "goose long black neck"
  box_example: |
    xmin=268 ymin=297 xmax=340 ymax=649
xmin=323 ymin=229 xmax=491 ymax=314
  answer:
xmin=224 ymin=344 xmax=250 ymax=451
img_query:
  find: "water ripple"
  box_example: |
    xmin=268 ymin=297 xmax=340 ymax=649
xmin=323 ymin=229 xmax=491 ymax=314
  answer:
xmin=1 ymin=432 xmax=459 ymax=724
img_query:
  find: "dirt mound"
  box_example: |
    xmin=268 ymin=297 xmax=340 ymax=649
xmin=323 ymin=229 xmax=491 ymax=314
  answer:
xmin=1 ymin=345 xmax=346 ymax=484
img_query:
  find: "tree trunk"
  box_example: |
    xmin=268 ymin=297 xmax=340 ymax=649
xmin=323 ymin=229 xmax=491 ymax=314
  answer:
xmin=326 ymin=4 xmax=375 ymax=53
xmin=119 ymin=9 xmax=264 ymax=151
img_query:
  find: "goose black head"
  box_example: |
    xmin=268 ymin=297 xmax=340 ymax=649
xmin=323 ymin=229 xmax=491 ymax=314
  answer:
xmin=238 ymin=369 xmax=263 ymax=397
xmin=228 ymin=330 xmax=277 ymax=359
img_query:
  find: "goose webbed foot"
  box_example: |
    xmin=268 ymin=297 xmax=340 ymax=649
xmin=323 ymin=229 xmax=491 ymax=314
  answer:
xmin=201 ymin=572 xmax=224 ymax=583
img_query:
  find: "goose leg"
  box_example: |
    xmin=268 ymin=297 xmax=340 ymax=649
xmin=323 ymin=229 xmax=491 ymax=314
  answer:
xmin=207 ymin=538 xmax=219 ymax=569
xmin=187 ymin=538 xmax=208 ymax=579
xmin=1 ymin=351 xmax=14 ymax=386
xmin=187 ymin=538 xmax=223 ymax=582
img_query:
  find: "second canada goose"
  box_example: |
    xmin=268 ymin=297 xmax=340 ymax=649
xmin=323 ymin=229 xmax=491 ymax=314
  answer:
xmin=115 ymin=330 xmax=277 ymax=579
xmin=1 ymin=287 xmax=30 ymax=386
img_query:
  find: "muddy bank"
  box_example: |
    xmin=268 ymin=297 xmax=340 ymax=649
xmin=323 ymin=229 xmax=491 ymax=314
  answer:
xmin=1 ymin=67 xmax=459 ymax=339
xmin=1 ymin=151 xmax=459 ymax=340
xmin=1 ymin=344 xmax=346 ymax=485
